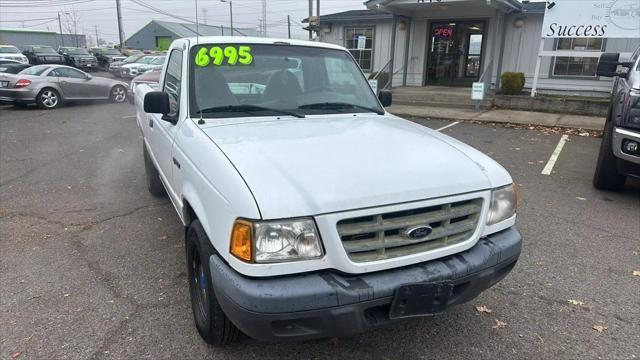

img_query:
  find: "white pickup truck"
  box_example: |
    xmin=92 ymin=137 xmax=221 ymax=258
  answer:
xmin=135 ymin=37 xmax=522 ymax=345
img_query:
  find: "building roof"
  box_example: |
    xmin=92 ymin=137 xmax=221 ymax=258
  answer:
xmin=0 ymin=28 xmax=56 ymax=34
xmin=152 ymin=20 xmax=258 ymax=37
xmin=521 ymin=1 xmax=546 ymax=14
xmin=302 ymin=9 xmax=392 ymax=23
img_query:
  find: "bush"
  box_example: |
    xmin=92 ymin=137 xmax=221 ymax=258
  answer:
xmin=501 ymin=72 xmax=525 ymax=95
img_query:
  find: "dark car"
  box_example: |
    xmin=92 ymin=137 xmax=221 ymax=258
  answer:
xmin=22 ymin=45 xmax=65 ymax=65
xmin=58 ymin=47 xmax=98 ymax=71
xmin=0 ymin=63 xmax=32 ymax=74
xmin=94 ymin=48 xmax=126 ymax=70
xmin=593 ymin=47 xmax=640 ymax=190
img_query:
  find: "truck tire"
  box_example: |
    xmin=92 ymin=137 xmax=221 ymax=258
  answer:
xmin=143 ymin=144 xmax=167 ymax=197
xmin=593 ymin=119 xmax=626 ymax=190
xmin=186 ymin=219 xmax=239 ymax=345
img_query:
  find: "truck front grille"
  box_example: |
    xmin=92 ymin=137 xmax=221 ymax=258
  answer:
xmin=336 ymin=199 xmax=483 ymax=263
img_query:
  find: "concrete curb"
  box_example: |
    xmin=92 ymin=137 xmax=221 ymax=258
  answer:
xmin=387 ymin=105 xmax=606 ymax=131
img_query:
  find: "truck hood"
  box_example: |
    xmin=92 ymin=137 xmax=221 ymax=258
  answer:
xmin=202 ymin=115 xmax=512 ymax=219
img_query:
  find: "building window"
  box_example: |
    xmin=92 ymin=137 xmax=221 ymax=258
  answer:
xmin=552 ymin=38 xmax=604 ymax=77
xmin=344 ymin=27 xmax=374 ymax=72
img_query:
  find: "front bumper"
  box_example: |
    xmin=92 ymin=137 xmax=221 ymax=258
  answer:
xmin=209 ymin=227 xmax=522 ymax=342
xmin=613 ymin=127 xmax=640 ymax=165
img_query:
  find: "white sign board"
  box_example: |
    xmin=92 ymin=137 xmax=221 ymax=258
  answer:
xmin=542 ymin=0 xmax=640 ymax=38
xmin=357 ymin=35 xmax=367 ymax=50
xmin=471 ymin=82 xmax=485 ymax=101
xmin=368 ymin=79 xmax=378 ymax=94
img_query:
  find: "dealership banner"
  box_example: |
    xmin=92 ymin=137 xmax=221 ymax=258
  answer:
xmin=542 ymin=0 xmax=640 ymax=38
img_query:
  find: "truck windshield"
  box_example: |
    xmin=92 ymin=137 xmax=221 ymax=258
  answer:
xmin=33 ymin=46 xmax=57 ymax=54
xmin=104 ymin=49 xmax=121 ymax=55
xmin=189 ymin=44 xmax=383 ymax=118
xmin=0 ymin=47 xmax=20 ymax=54
xmin=67 ymin=48 xmax=90 ymax=55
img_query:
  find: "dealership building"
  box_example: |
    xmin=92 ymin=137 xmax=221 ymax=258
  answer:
xmin=0 ymin=28 xmax=86 ymax=50
xmin=312 ymin=0 xmax=640 ymax=95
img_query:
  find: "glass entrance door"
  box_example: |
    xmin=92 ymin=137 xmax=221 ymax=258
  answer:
xmin=426 ymin=21 xmax=485 ymax=86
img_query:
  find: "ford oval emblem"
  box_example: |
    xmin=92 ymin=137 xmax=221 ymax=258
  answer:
xmin=406 ymin=226 xmax=433 ymax=240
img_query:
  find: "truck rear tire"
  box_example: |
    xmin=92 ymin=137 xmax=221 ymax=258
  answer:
xmin=186 ymin=219 xmax=239 ymax=346
xmin=593 ymin=120 xmax=626 ymax=190
xmin=143 ymin=144 xmax=167 ymax=197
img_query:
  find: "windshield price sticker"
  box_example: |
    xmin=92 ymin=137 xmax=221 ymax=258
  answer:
xmin=195 ymin=46 xmax=253 ymax=67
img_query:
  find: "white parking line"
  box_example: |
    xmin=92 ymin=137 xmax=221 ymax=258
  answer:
xmin=436 ymin=121 xmax=461 ymax=132
xmin=541 ymin=134 xmax=569 ymax=176
xmin=122 ymin=115 xmax=136 ymax=119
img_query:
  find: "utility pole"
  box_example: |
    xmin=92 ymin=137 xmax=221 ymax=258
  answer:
xmin=261 ymin=0 xmax=267 ymax=37
xmin=202 ymin=8 xmax=207 ymax=25
xmin=115 ymin=0 xmax=125 ymax=49
xmin=287 ymin=15 xmax=291 ymax=39
xmin=317 ymin=0 xmax=320 ymax=34
xmin=94 ymin=25 xmax=99 ymax=47
xmin=58 ymin=12 xmax=64 ymax=46
xmin=308 ymin=0 xmax=313 ymax=40
xmin=221 ymin=0 xmax=233 ymax=35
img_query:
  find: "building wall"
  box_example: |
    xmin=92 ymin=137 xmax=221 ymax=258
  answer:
xmin=125 ymin=23 xmax=178 ymax=50
xmin=501 ymin=13 xmax=640 ymax=94
xmin=0 ymin=31 xmax=86 ymax=50
xmin=320 ymin=9 xmax=639 ymax=95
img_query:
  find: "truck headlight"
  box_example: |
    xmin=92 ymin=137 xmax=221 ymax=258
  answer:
xmin=230 ymin=218 xmax=323 ymax=263
xmin=486 ymin=184 xmax=517 ymax=225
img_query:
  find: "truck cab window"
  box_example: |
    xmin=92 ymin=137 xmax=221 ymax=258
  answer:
xmin=164 ymin=49 xmax=183 ymax=118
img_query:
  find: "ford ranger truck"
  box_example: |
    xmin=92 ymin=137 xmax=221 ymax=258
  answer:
xmin=135 ymin=37 xmax=522 ymax=345
xmin=593 ymin=47 xmax=640 ymax=190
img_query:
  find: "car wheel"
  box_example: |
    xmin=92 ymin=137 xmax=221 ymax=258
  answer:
xmin=593 ymin=119 xmax=626 ymax=190
xmin=111 ymin=85 xmax=127 ymax=103
xmin=36 ymin=88 xmax=61 ymax=109
xmin=186 ymin=219 xmax=239 ymax=346
xmin=143 ymin=143 xmax=166 ymax=197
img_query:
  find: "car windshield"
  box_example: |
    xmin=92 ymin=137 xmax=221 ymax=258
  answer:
xmin=33 ymin=46 xmax=57 ymax=54
xmin=138 ymin=56 xmax=154 ymax=64
xmin=0 ymin=47 xmax=20 ymax=54
xmin=67 ymin=48 xmax=90 ymax=55
xmin=189 ymin=44 xmax=383 ymax=118
xmin=123 ymin=55 xmax=142 ymax=63
xmin=151 ymin=57 xmax=165 ymax=65
xmin=19 ymin=65 xmax=50 ymax=76
xmin=104 ymin=49 xmax=121 ymax=55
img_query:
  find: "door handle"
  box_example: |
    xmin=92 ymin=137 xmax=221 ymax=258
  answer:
xmin=148 ymin=118 xmax=153 ymax=128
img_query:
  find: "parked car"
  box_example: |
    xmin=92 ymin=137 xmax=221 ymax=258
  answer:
xmin=58 ymin=47 xmax=98 ymax=71
xmin=121 ymin=48 xmax=143 ymax=56
xmin=0 ymin=63 xmax=32 ymax=74
xmin=127 ymin=69 xmax=160 ymax=103
xmin=120 ymin=56 xmax=165 ymax=78
xmin=22 ymin=45 xmax=65 ymax=65
xmin=136 ymin=38 xmax=522 ymax=345
xmin=94 ymin=48 xmax=126 ymax=70
xmin=0 ymin=45 xmax=29 ymax=64
xmin=593 ymin=47 xmax=640 ymax=190
xmin=0 ymin=65 xmax=128 ymax=109
xmin=109 ymin=54 xmax=147 ymax=77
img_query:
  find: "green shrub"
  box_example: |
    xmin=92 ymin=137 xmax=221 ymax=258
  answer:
xmin=501 ymin=72 xmax=525 ymax=95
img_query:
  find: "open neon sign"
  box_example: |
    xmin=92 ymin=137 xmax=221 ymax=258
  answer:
xmin=433 ymin=27 xmax=454 ymax=38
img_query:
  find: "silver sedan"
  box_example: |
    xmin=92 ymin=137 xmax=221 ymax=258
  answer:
xmin=0 ymin=65 xmax=128 ymax=109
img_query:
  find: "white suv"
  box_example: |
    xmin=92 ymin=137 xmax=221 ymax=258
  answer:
xmin=0 ymin=45 xmax=29 ymax=64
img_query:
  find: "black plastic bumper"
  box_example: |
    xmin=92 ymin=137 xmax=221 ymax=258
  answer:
xmin=209 ymin=227 xmax=522 ymax=342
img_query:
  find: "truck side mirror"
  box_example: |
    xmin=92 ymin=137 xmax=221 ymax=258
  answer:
xmin=144 ymin=91 xmax=170 ymax=115
xmin=379 ymin=90 xmax=393 ymax=107
xmin=597 ymin=53 xmax=621 ymax=77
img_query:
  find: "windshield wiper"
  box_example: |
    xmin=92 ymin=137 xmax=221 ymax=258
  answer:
xmin=198 ymin=104 xmax=305 ymax=118
xmin=298 ymin=102 xmax=385 ymax=115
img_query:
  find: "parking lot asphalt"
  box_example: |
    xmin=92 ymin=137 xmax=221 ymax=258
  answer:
xmin=1 ymin=100 xmax=639 ymax=359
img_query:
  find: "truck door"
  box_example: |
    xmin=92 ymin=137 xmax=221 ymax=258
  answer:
xmin=146 ymin=48 xmax=183 ymax=197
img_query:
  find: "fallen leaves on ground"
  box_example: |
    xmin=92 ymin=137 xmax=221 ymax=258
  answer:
xmin=493 ymin=319 xmax=507 ymax=329
xmin=10 ymin=352 xmax=22 ymax=359
xmin=475 ymin=305 xmax=493 ymax=314
xmin=576 ymin=197 xmax=587 ymax=201
xmin=633 ymin=271 xmax=640 ymax=277
xmin=592 ymin=324 xmax=608 ymax=333
xmin=158 ymin=235 xmax=168 ymax=240
xmin=567 ymin=299 xmax=585 ymax=306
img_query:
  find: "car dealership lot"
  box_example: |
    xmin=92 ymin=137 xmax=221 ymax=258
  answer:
xmin=0 ymin=103 xmax=638 ymax=359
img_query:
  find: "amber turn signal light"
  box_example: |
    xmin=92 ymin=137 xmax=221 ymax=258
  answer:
xmin=230 ymin=220 xmax=253 ymax=262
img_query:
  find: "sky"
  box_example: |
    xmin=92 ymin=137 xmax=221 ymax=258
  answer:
xmin=0 ymin=0 xmax=369 ymax=44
